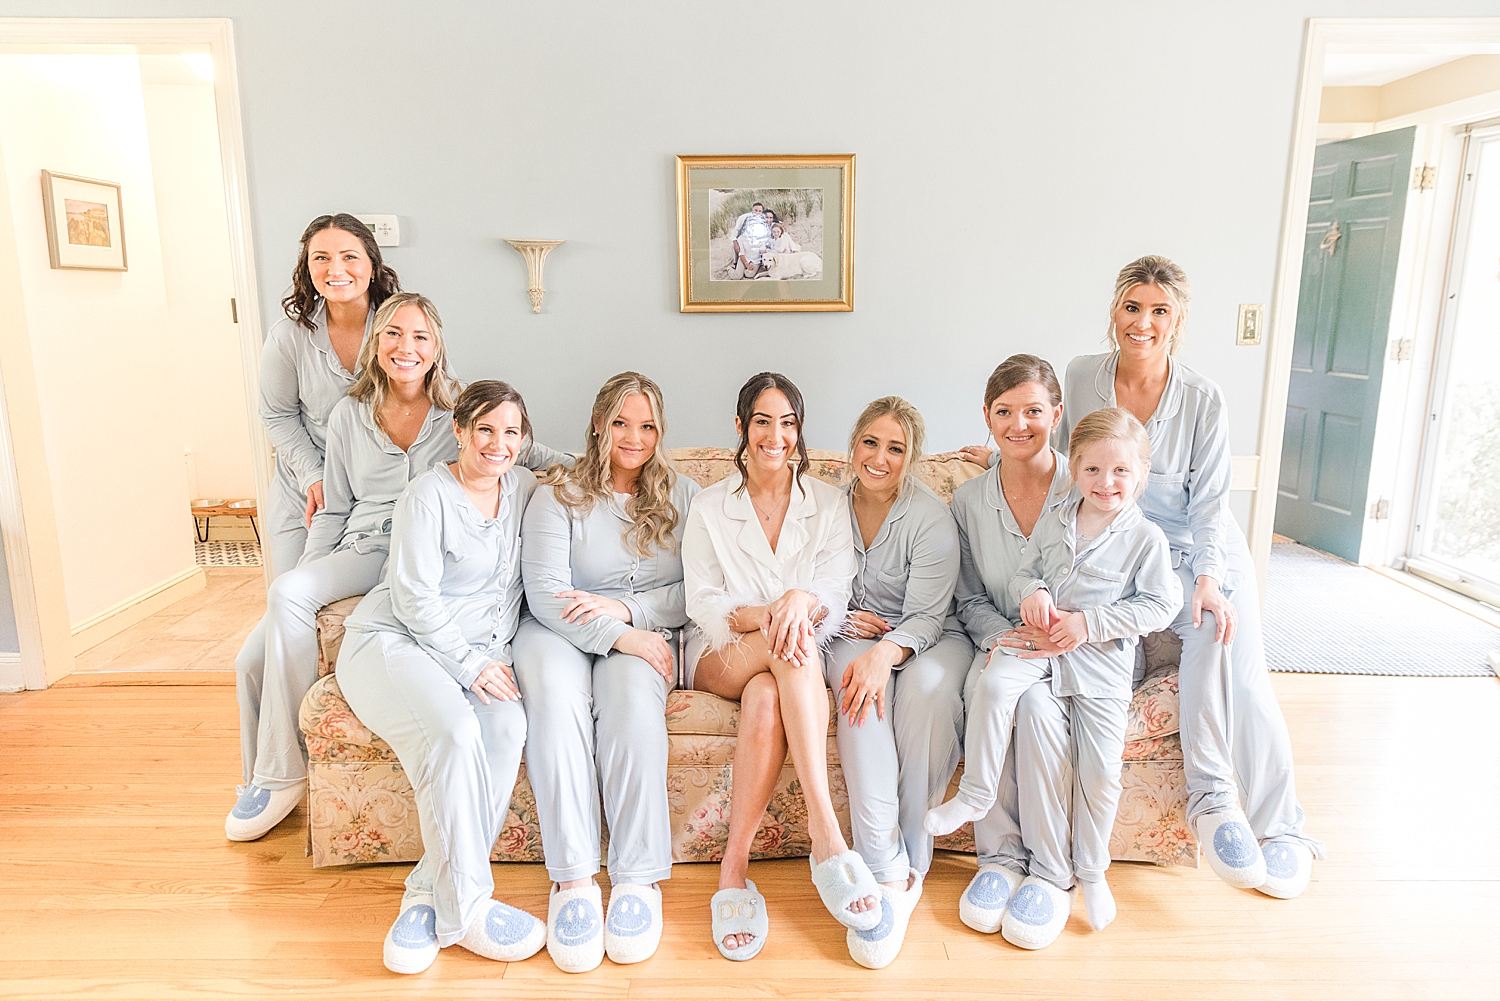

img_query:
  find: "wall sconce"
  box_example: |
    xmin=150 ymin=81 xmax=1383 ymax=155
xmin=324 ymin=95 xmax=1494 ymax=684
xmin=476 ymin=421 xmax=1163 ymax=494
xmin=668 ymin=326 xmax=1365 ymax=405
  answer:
xmin=505 ymin=239 xmax=564 ymax=313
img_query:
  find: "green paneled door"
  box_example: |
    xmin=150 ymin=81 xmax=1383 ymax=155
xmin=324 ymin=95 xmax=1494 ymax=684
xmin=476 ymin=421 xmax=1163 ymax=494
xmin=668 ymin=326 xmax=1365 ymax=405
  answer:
xmin=1275 ymin=127 xmax=1415 ymax=561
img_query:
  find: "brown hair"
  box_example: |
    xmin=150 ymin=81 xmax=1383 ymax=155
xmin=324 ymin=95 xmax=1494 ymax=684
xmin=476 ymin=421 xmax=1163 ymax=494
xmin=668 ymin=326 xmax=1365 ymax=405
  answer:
xmin=733 ymin=372 xmax=810 ymax=494
xmin=454 ymin=380 xmax=532 ymax=442
xmin=281 ymin=213 xmax=401 ymax=332
xmin=846 ymin=396 xmax=926 ymax=496
xmin=1067 ymin=407 xmax=1152 ymax=496
xmin=983 ymin=354 xmax=1062 ymax=410
xmin=541 ymin=372 xmax=682 ymax=557
xmin=1107 ymin=255 xmax=1191 ymax=355
xmin=348 ymin=293 xmax=461 ymax=430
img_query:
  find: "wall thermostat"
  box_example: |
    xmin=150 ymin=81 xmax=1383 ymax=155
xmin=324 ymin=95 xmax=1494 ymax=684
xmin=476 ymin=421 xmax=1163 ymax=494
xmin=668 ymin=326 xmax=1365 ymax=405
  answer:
xmin=355 ymin=214 xmax=400 ymax=247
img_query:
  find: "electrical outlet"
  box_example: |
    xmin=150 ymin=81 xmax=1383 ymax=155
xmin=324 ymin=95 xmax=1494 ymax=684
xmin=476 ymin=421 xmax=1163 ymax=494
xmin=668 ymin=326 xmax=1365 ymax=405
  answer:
xmin=1236 ymin=304 xmax=1264 ymax=346
xmin=354 ymin=214 xmax=400 ymax=247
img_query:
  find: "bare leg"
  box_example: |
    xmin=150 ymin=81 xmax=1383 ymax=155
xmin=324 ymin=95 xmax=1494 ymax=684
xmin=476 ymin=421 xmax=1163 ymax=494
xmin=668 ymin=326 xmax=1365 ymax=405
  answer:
xmin=718 ymin=673 xmax=787 ymax=892
xmin=695 ymin=631 xmax=878 ymax=944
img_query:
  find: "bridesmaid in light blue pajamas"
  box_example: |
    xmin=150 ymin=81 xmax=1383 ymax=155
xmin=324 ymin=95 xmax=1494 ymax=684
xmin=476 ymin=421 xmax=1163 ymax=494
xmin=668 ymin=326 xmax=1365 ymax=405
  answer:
xmin=1055 ymin=255 xmax=1324 ymax=898
xmin=229 ymin=292 xmax=456 ymax=841
xmin=512 ymin=372 xmax=699 ymax=973
xmin=946 ymin=355 xmax=1079 ymax=935
xmin=258 ymin=214 xmax=398 ymax=580
xmin=336 ymin=381 xmax=548 ymax=976
xmin=228 ymin=294 xmax=573 ymax=841
xmin=822 ymin=396 xmax=972 ymax=969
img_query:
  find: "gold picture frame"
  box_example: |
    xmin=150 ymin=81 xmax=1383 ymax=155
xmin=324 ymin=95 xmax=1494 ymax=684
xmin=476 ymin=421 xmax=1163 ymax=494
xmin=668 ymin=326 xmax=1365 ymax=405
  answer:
xmin=676 ymin=154 xmax=854 ymax=312
xmin=40 ymin=170 xmax=127 ymax=271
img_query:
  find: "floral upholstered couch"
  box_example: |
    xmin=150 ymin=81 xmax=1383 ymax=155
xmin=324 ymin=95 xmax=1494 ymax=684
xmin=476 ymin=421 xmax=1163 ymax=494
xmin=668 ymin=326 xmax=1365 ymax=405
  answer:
xmin=298 ymin=447 xmax=1197 ymax=869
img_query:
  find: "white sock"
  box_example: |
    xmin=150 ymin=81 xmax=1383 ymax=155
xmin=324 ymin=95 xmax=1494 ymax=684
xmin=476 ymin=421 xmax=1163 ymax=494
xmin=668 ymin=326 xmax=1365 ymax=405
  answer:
xmin=924 ymin=798 xmax=986 ymax=837
xmin=1080 ymin=878 xmax=1115 ymax=932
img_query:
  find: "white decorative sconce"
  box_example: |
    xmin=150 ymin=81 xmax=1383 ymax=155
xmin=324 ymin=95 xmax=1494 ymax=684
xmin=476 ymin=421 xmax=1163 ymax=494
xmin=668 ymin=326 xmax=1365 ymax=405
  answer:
xmin=505 ymin=239 xmax=564 ymax=313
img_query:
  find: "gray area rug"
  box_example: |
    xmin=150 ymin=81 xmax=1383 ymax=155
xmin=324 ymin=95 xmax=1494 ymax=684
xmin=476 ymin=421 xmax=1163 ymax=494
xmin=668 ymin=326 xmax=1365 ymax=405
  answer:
xmin=1264 ymin=542 xmax=1499 ymax=677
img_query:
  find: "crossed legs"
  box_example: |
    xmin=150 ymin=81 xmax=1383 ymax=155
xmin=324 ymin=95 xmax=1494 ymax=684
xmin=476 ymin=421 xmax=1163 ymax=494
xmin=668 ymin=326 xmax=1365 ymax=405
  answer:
xmin=694 ymin=630 xmax=874 ymax=951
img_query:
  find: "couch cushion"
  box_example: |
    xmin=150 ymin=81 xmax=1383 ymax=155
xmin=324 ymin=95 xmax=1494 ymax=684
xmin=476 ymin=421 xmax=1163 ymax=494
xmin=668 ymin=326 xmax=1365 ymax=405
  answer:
xmin=1128 ymin=630 xmax=1183 ymax=742
xmin=301 ymin=674 xmax=395 ymax=762
xmin=665 ymin=688 xmax=836 ymax=737
xmin=315 ymin=595 xmax=363 ymax=679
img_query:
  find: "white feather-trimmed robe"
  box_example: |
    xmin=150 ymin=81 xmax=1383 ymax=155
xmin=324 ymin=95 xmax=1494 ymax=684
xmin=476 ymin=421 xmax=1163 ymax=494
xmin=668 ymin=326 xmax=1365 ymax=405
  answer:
xmin=680 ymin=470 xmax=855 ymax=688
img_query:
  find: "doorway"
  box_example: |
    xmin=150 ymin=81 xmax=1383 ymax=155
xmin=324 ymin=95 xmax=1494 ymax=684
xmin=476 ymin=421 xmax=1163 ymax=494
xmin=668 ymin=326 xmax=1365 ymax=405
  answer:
xmin=1405 ymin=120 xmax=1500 ymax=606
xmin=0 ymin=19 xmax=269 ymax=690
xmin=1252 ymin=20 xmax=1500 ymax=604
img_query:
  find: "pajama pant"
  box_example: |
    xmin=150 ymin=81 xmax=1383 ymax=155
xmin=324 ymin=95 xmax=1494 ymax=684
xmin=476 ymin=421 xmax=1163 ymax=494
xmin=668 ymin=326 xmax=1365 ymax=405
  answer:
xmin=264 ymin=466 xmax=309 ymax=582
xmin=1010 ymin=681 xmax=1128 ymax=889
xmin=825 ymin=633 xmax=976 ymax=881
xmin=235 ymin=546 xmax=387 ymax=790
xmin=1173 ymin=541 xmax=1324 ymax=856
xmin=511 ymin=618 xmax=674 ymax=887
xmin=954 ymin=648 xmax=1053 ymax=815
xmin=337 ymin=627 xmax=527 ymax=947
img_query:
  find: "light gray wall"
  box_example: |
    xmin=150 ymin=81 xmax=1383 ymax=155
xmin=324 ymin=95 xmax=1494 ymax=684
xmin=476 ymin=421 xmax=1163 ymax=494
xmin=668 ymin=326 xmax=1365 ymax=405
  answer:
xmin=1 ymin=0 xmax=1492 ymax=462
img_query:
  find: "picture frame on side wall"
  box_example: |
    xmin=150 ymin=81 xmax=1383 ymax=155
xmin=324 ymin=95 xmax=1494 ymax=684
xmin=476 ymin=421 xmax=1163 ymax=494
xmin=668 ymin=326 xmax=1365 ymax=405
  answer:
xmin=40 ymin=170 xmax=127 ymax=271
xmin=676 ymin=154 xmax=853 ymax=312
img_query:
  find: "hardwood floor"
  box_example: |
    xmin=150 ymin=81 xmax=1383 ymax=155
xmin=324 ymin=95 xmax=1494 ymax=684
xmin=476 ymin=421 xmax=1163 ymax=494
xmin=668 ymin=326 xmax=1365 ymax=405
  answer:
xmin=2 ymin=670 xmax=1497 ymax=999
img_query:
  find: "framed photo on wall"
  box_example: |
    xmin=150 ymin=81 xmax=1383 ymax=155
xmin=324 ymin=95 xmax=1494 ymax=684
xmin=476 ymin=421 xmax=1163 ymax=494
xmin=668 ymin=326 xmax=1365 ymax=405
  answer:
xmin=676 ymin=154 xmax=853 ymax=312
xmin=40 ymin=170 xmax=127 ymax=271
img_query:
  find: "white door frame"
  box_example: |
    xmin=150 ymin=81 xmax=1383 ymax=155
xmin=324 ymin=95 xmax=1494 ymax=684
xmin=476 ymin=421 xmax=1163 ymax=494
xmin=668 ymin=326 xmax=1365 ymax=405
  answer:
xmin=1251 ymin=16 xmax=1500 ymax=590
xmin=0 ymin=17 xmax=269 ymax=689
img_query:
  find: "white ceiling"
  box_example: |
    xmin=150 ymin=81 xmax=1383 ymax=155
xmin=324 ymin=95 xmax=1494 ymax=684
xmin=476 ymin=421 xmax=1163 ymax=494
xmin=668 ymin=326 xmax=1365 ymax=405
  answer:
xmin=1323 ymin=53 xmax=1465 ymax=88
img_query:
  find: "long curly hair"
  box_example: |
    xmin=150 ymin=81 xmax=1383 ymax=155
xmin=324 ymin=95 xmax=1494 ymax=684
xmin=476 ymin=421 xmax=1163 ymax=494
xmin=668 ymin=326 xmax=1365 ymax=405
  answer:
xmin=280 ymin=214 xmax=401 ymax=332
xmin=347 ymin=293 xmax=462 ymax=431
xmin=541 ymin=372 xmax=682 ymax=557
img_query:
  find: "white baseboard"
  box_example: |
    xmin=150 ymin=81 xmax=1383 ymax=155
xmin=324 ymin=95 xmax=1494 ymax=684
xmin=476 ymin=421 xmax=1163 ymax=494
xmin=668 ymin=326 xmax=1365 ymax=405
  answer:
xmin=71 ymin=566 xmax=207 ymax=656
xmin=0 ymin=652 xmax=22 ymax=692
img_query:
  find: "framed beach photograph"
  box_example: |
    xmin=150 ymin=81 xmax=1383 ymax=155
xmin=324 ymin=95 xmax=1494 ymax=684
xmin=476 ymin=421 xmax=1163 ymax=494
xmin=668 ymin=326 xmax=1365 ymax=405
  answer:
xmin=676 ymin=154 xmax=854 ymax=312
xmin=40 ymin=170 xmax=127 ymax=271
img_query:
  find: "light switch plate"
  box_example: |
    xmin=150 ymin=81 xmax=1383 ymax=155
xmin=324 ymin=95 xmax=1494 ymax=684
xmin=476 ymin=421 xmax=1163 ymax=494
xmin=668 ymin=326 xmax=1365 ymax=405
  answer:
xmin=354 ymin=214 xmax=400 ymax=247
xmin=1236 ymin=303 xmax=1264 ymax=346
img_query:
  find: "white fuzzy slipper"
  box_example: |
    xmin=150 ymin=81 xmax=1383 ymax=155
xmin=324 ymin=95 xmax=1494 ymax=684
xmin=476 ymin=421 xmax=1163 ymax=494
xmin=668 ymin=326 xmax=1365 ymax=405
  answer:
xmin=809 ymin=850 xmax=883 ymax=931
xmin=959 ymin=864 xmax=1024 ymax=934
xmin=224 ymin=783 xmax=303 ymax=842
xmin=711 ymin=879 xmax=769 ymax=961
xmin=1194 ymin=809 xmax=1267 ymax=889
xmin=547 ymin=882 xmax=605 ymax=973
xmin=457 ymin=899 xmax=546 ymax=963
xmin=382 ymin=894 xmax=438 ymax=975
xmin=999 ymin=877 xmax=1072 ymax=950
xmin=1256 ymin=841 xmax=1313 ymax=899
xmin=604 ymin=882 xmax=663 ymax=965
xmin=847 ymin=873 xmax=922 ymax=970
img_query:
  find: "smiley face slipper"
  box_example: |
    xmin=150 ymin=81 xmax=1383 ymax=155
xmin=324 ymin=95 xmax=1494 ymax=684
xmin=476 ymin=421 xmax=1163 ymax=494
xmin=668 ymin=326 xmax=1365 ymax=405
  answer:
xmin=604 ymin=882 xmax=663 ymax=965
xmin=456 ymin=898 xmax=546 ymax=963
xmin=547 ymin=882 xmax=605 ymax=973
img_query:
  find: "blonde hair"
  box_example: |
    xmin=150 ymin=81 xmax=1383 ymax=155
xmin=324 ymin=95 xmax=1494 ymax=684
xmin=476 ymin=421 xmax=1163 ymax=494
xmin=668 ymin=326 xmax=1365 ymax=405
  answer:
xmin=541 ymin=372 xmax=681 ymax=557
xmin=1107 ymin=255 xmax=1191 ymax=356
xmin=845 ymin=396 xmax=926 ymax=496
xmin=349 ymin=292 xmax=461 ymax=428
xmin=1068 ymin=407 xmax=1152 ymax=497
